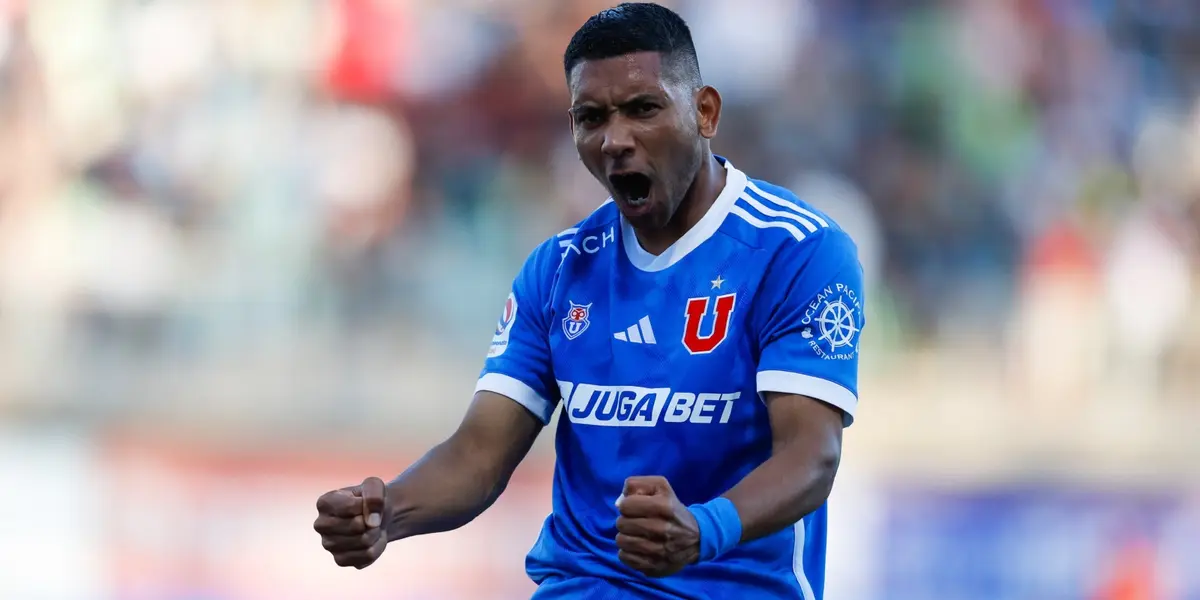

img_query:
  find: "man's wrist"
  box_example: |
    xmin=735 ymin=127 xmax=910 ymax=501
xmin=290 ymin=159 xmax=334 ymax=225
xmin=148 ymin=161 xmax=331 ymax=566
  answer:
xmin=687 ymin=496 xmax=743 ymax=562
xmin=383 ymin=480 xmax=406 ymax=542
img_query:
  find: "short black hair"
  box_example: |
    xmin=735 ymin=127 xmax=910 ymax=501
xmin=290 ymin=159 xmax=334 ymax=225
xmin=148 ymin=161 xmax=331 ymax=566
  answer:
xmin=563 ymin=3 xmax=701 ymax=87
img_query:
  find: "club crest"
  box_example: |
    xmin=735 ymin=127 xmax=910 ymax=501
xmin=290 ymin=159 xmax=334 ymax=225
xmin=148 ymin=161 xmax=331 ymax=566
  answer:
xmin=562 ymin=301 xmax=592 ymax=340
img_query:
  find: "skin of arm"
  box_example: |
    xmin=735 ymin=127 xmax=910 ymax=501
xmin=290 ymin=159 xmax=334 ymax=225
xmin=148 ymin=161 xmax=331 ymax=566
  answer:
xmin=385 ymin=390 xmax=544 ymax=541
xmin=612 ymin=392 xmax=844 ymax=577
xmin=721 ymin=391 xmax=844 ymax=542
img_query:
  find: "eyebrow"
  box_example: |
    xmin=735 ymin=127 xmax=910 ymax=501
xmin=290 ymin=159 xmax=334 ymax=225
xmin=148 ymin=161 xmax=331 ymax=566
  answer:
xmin=570 ymin=93 xmax=664 ymax=114
xmin=618 ymin=94 xmax=663 ymax=107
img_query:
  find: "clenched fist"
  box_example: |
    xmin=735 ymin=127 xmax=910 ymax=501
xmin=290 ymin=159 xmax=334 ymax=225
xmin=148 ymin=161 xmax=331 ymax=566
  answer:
xmin=314 ymin=476 xmax=391 ymax=569
xmin=615 ymin=476 xmax=700 ymax=578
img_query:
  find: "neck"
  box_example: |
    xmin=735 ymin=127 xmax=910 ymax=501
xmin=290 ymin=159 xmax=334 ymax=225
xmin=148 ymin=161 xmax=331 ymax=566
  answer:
xmin=635 ymin=153 xmax=725 ymax=255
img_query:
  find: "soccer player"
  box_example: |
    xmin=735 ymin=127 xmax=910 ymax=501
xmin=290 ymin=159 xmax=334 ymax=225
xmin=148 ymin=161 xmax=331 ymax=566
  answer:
xmin=313 ymin=3 xmax=864 ymax=598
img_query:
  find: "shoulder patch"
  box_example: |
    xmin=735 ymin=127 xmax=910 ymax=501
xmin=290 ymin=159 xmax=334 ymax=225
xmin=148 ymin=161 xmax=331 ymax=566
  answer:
xmin=800 ymin=281 xmax=864 ymax=361
xmin=487 ymin=292 xmax=518 ymax=358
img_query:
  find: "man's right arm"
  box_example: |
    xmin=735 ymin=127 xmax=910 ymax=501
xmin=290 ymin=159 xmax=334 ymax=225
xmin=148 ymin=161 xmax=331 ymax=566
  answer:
xmin=313 ymin=389 xmax=545 ymax=568
xmin=385 ymin=232 xmax=564 ymax=539
xmin=384 ymin=389 xmax=543 ymax=541
xmin=315 ymin=234 xmax=563 ymax=567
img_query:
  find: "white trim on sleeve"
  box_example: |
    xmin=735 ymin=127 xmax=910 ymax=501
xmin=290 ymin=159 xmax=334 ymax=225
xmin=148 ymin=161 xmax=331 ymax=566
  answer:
xmin=475 ymin=373 xmax=555 ymax=424
xmin=756 ymin=370 xmax=858 ymax=426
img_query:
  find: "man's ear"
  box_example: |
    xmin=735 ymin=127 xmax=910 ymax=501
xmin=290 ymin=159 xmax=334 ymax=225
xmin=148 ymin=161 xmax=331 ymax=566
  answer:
xmin=695 ymin=86 xmax=722 ymax=139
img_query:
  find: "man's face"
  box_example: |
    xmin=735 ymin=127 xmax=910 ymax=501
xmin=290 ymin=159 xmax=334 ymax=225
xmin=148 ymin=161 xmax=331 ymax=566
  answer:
xmin=568 ymin=52 xmax=707 ymax=230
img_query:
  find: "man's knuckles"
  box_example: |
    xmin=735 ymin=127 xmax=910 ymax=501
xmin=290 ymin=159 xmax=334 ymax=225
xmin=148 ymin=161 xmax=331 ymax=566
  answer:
xmin=316 ymin=489 xmax=362 ymax=517
xmin=622 ymin=475 xmax=670 ymax=496
xmin=616 ymin=532 xmax=663 ymax=556
xmin=313 ymin=514 xmax=367 ymax=535
xmin=615 ymin=516 xmax=668 ymax=540
xmin=618 ymin=494 xmax=671 ymax=518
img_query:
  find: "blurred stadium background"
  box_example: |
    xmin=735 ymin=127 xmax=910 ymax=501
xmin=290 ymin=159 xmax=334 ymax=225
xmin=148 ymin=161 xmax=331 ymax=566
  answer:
xmin=0 ymin=0 xmax=1198 ymax=598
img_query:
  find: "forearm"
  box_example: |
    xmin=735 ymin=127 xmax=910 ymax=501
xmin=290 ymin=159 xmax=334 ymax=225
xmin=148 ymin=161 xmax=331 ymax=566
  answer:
xmin=722 ymin=446 xmax=839 ymax=543
xmin=384 ymin=433 xmax=512 ymax=541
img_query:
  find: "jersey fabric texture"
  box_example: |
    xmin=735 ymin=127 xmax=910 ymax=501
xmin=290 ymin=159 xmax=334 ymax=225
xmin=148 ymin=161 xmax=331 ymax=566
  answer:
xmin=477 ymin=157 xmax=864 ymax=600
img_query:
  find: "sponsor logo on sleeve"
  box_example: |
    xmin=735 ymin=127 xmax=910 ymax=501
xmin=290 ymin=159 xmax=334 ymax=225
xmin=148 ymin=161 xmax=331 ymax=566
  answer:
xmin=487 ymin=292 xmax=518 ymax=358
xmin=801 ymin=283 xmax=863 ymax=360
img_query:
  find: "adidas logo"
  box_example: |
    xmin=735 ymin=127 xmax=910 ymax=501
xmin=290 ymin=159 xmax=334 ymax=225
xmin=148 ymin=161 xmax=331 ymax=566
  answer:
xmin=614 ymin=316 xmax=656 ymax=345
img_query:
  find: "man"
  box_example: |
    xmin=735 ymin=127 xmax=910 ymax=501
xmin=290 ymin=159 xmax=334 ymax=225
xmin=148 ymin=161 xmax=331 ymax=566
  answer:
xmin=313 ymin=3 xmax=864 ymax=598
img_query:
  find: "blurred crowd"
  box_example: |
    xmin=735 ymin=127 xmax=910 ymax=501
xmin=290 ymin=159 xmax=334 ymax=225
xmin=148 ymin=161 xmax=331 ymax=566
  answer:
xmin=1 ymin=2 xmax=1199 ymax=597
xmin=0 ymin=0 xmax=1198 ymax=437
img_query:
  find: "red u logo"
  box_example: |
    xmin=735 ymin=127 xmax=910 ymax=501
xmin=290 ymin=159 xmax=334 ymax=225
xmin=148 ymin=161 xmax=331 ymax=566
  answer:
xmin=682 ymin=293 xmax=737 ymax=354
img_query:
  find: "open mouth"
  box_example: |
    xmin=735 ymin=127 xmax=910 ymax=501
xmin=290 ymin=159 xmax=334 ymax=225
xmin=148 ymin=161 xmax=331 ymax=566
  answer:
xmin=609 ymin=173 xmax=653 ymax=207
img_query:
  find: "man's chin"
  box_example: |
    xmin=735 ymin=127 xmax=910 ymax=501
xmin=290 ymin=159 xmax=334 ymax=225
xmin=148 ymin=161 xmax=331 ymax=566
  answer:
xmin=619 ymin=205 xmax=669 ymax=232
xmin=612 ymin=185 xmax=678 ymax=231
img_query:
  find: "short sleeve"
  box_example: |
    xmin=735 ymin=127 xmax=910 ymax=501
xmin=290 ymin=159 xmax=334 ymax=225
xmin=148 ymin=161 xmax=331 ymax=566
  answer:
xmin=474 ymin=238 xmax=560 ymax=424
xmin=754 ymin=230 xmax=865 ymax=426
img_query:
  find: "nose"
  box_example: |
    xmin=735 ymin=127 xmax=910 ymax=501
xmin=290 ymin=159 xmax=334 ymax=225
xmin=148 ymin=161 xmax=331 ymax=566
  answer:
xmin=601 ymin=120 xmax=635 ymax=160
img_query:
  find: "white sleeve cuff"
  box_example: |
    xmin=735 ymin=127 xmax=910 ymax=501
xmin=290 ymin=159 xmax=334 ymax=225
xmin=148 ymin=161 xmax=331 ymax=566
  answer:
xmin=756 ymin=370 xmax=857 ymax=426
xmin=475 ymin=373 xmax=555 ymax=424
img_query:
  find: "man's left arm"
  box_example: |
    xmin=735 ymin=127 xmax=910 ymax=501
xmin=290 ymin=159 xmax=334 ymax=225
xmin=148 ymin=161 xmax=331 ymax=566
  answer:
xmin=721 ymin=228 xmax=865 ymax=541
xmin=616 ymin=229 xmax=864 ymax=576
xmin=616 ymin=396 xmax=842 ymax=576
xmin=720 ymin=391 xmax=844 ymax=542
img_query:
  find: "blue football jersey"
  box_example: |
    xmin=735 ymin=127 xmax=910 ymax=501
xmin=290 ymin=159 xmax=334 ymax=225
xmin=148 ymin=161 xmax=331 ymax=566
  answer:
xmin=477 ymin=158 xmax=864 ymax=600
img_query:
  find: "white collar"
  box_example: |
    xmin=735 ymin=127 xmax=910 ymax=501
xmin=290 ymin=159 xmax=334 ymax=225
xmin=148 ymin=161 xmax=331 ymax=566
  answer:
xmin=621 ymin=159 xmax=747 ymax=272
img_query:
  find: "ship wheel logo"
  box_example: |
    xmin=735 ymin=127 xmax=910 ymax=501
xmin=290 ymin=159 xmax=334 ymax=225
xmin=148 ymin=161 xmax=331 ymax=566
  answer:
xmin=814 ymin=298 xmax=860 ymax=350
